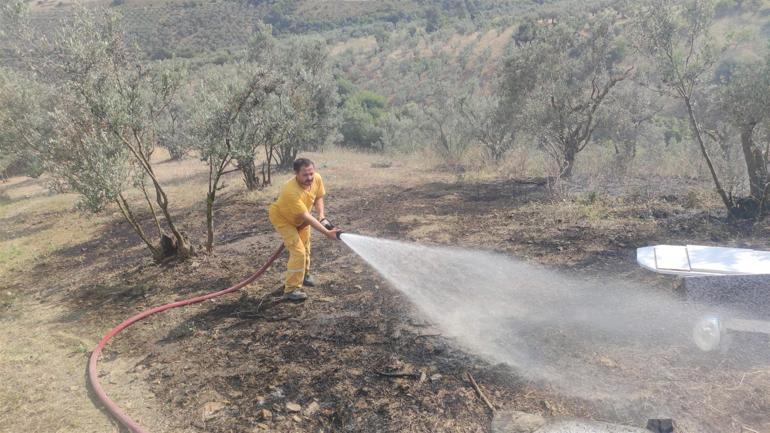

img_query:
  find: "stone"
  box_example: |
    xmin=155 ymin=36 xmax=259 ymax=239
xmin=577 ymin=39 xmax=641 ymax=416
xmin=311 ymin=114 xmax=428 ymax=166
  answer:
xmin=536 ymin=420 xmax=652 ymax=433
xmin=199 ymin=401 xmax=226 ymax=421
xmin=646 ymin=419 xmax=675 ymax=433
xmin=492 ymin=410 xmax=547 ymax=433
xmin=286 ymin=402 xmax=301 ymax=412
xmin=599 ymin=356 xmax=617 ymax=368
xmin=257 ymin=408 xmax=272 ymax=421
xmin=303 ymin=401 xmax=320 ymax=416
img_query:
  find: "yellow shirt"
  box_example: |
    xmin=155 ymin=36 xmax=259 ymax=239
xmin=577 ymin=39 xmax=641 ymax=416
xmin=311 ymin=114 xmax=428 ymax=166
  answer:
xmin=269 ymin=173 xmax=326 ymax=227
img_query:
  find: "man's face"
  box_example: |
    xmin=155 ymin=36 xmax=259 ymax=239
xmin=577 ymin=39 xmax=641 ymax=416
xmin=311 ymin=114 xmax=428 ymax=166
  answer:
xmin=295 ymin=164 xmax=315 ymax=188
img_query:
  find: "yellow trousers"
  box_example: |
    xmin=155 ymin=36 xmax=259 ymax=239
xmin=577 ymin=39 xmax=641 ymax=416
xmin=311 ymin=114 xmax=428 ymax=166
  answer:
xmin=269 ymin=207 xmax=311 ymax=293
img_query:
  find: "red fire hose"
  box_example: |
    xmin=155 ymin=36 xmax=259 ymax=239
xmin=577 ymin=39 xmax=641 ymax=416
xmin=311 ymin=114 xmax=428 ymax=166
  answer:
xmin=87 ymin=244 xmax=285 ymax=433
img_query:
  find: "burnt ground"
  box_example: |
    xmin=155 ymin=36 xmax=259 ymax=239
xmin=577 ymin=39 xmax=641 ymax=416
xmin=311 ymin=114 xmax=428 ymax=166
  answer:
xmin=3 ymin=170 xmax=770 ymax=433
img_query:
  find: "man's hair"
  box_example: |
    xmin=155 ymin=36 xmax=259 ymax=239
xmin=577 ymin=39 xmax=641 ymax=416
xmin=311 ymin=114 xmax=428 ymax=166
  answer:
xmin=293 ymin=158 xmax=315 ymax=172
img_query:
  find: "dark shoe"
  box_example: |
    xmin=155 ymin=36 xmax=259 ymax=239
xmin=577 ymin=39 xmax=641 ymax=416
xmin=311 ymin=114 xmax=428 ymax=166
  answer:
xmin=284 ymin=290 xmax=308 ymax=301
xmin=303 ymin=274 xmax=316 ymax=287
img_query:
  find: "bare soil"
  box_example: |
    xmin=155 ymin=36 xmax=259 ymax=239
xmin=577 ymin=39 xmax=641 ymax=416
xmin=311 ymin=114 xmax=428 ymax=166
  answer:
xmin=2 ymin=159 xmax=769 ymax=433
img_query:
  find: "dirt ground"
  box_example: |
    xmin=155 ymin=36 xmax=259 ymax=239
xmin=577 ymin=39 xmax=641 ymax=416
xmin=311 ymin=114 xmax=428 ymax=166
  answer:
xmin=2 ymin=150 xmax=770 ymax=433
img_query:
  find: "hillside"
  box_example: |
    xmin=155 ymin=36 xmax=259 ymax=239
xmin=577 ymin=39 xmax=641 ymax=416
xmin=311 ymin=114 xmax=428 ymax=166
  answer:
xmin=21 ymin=0 xmax=605 ymax=60
xmin=20 ymin=0 xmax=770 ymax=101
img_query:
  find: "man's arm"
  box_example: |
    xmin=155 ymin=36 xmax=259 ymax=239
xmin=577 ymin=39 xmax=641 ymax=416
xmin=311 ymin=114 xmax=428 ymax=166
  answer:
xmin=300 ymin=211 xmax=338 ymax=240
xmin=314 ymin=196 xmax=325 ymax=221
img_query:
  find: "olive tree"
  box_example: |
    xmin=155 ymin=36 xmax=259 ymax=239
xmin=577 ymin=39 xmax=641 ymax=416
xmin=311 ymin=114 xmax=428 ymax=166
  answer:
xmin=458 ymin=89 xmax=516 ymax=163
xmin=189 ymin=65 xmax=278 ymax=252
xmin=270 ymin=38 xmax=338 ymax=169
xmin=245 ymin=25 xmax=338 ymax=177
xmin=595 ymin=81 xmax=662 ymax=174
xmin=421 ymin=82 xmax=475 ymax=170
xmin=7 ymin=7 xmax=193 ymax=259
xmin=500 ymin=14 xmax=632 ymax=178
xmin=0 ymin=69 xmax=47 ymax=179
xmin=635 ymin=0 xmax=770 ymax=217
xmin=634 ymin=0 xmax=735 ymax=212
xmin=719 ymin=59 xmax=770 ymax=213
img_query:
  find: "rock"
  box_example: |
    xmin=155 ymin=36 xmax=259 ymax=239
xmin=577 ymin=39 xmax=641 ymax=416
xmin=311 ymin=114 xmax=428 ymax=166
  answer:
xmin=430 ymin=373 xmax=442 ymax=381
xmin=303 ymin=401 xmax=320 ymax=416
xmin=599 ymin=356 xmax=617 ymax=368
xmin=286 ymin=402 xmax=301 ymax=412
xmin=492 ymin=410 xmax=547 ymax=433
xmin=536 ymin=420 xmax=651 ymax=433
xmin=252 ymin=423 xmax=269 ymax=431
xmin=292 ymin=415 xmax=302 ymax=422
xmin=199 ymin=401 xmax=227 ymax=421
xmin=257 ymin=408 xmax=272 ymax=421
xmin=646 ymin=419 xmax=675 ymax=433
xmin=255 ymin=395 xmax=266 ymax=405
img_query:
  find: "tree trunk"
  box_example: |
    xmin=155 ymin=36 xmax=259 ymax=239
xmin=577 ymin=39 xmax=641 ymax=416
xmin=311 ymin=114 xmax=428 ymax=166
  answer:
xmin=114 ymin=195 xmax=165 ymax=261
xmin=277 ymin=143 xmax=298 ymax=169
xmin=151 ymin=179 xmax=194 ymax=258
xmin=560 ymin=140 xmax=578 ymax=178
xmin=683 ymin=97 xmax=736 ymax=215
xmin=140 ymin=179 xmax=164 ymax=237
xmin=120 ymin=133 xmax=193 ymax=258
xmin=740 ymin=124 xmax=769 ymax=202
xmin=239 ymin=157 xmax=261 ymax=191
xmin=206 ymin=191 xmax=215 ymax=253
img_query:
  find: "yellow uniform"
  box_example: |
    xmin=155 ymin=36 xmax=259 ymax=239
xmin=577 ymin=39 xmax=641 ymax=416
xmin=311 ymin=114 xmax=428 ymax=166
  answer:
xmin=268 ymin=174 xmax=326 ymax=293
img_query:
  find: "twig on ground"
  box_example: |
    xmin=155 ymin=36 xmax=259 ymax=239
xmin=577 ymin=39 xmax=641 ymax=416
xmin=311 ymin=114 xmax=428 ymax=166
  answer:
xmin=375 ymin=370 xmax=421 ymax=379
xmin=413 ymin=333 xmax=442 ymax=340
xmin=741 ymin=426 xmax=759 ymax=433
xmin=466 ymin=371 xmax=496 ymax=413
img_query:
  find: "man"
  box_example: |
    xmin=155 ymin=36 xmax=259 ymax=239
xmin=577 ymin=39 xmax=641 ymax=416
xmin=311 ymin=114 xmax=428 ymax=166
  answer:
xmin=269 ymin=158 xmax=340 ymax=300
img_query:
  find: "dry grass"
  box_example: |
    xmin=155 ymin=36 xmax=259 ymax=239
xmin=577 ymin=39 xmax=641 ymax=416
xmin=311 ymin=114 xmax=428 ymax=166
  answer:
xmin=0 ymin=183 xmax=101 ymax=278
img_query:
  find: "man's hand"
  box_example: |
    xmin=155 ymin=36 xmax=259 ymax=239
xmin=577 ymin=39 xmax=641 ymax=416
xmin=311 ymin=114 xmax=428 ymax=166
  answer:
xmin=325 ymin=228 xmax=341 ymax=240
xmin=301 ymin=212 xmax=340 ymax=240
xmin=319 ymin=218 xmax=334 ymax=230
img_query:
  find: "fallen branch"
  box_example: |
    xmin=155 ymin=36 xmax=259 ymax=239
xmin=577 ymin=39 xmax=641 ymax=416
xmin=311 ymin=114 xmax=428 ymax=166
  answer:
xmin=413 ymin=333 xmax=442 ymax=340
xmin=466 ymin=371 xmax=496 ymax=413
xmin=375 ymin=371 xmax=421 ymax=379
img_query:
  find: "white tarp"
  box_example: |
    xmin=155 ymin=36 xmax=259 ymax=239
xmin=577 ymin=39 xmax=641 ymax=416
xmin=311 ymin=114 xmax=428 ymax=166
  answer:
xmin=637 ymin=245 xmax=770 ymax=276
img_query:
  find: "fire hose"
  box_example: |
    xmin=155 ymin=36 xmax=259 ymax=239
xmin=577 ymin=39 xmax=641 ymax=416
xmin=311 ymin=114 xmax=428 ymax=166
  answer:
xmin=87 ymin=244 xmax=285 ymax=433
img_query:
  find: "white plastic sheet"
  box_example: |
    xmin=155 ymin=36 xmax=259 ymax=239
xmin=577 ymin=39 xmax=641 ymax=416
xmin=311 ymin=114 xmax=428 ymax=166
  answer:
xmin=637 ymin=245 xmax=770 ymax=276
